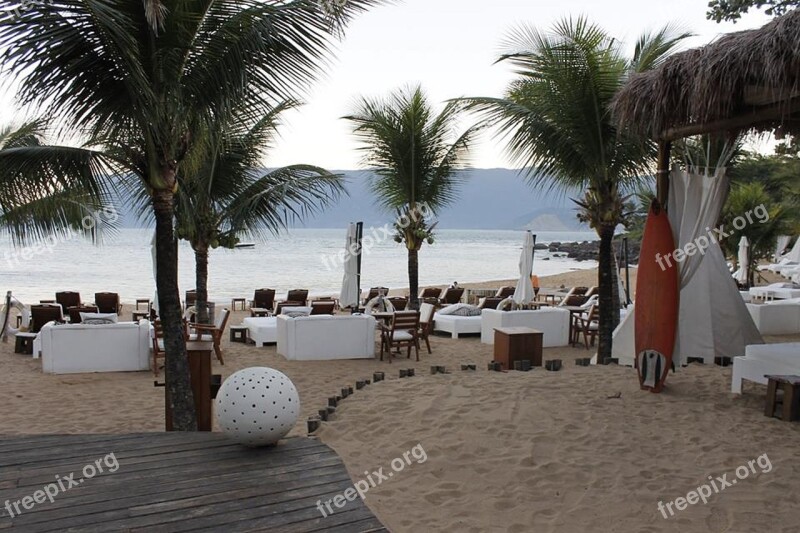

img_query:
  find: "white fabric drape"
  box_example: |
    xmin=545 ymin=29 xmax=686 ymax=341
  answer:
xmin=668 ymin=167 xmax=762 ymax=365
xmin=786 ymin=237 xmax=800 ymax=263
xmin=339 ymin=224 xmax=360 ymax=309
xmin=513 ymin=232 xmax=535 ymax=305
xmin=775 ymin=236 xmax=792 ymax=262
xmin=733 ymin=236 xmax=749 ymax=284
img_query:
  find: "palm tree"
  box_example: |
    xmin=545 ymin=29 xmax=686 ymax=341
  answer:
xmin=0 ymin=120 xmax=114 ymax=242
xmin=0 ymin=0 xmax=384 ymax=430
xmin=172 ymin=101 xmax=346 ymax=323
xmin=344 ymin=86 xmax=478 ymax=309
xmin=461 ymin=18 xmax=690 ymax=362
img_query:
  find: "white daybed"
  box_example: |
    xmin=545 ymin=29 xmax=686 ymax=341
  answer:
xmin=242 ymin=316 xmax=278 ymax=346
xmin=732 ymin=342 xmax=800 ymax=393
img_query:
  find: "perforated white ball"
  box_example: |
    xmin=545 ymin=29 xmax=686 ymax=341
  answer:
xmin=215 ymin=367 xmax=300 ymax=446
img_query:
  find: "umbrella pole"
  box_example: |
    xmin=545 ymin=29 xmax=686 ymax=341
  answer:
xmin=356 ymin=221 xmax=364 ymax=312
xmin=624 ymin=237 xmax=631 ymax=304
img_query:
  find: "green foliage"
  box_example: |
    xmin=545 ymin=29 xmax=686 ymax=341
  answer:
xmin=707 ymin=0 xmax=799 ymax=22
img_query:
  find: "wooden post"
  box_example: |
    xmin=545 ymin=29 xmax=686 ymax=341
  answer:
xmin=656 ymin=141 xmax=672 ymax=208
xmin=166 ymin=340 xmax=213 ymax=431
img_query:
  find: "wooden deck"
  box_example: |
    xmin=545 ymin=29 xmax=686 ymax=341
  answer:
xmin=0 ymin=433 xmax=387 ymax=532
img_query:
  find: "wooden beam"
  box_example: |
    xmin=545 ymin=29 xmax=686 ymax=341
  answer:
xmin=656 ymin=141 xmax=671 ymax=208
xmin=658 ymin=97 xmax=800 ymax=142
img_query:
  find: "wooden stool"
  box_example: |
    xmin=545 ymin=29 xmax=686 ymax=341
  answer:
xmin=493 ymin=327 xmax=543 ymax=370
xmin=765 ymin=375 xmax=800 ymax=421
xmin=14 ymin=333 xmax=36 ymax=355
xmin=230 ymin=325 xmax=248 ymax=343
xmin=231 ymin=298 xmax=246 ymax=311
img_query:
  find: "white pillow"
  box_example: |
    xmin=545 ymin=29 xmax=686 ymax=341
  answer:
xmin=437 ymin=303 xmax=481 ymax=316
xmin=80 ymin=312 xmax=119 ymax=325
xmin=281 ymin=306 xmax=312 ymax=318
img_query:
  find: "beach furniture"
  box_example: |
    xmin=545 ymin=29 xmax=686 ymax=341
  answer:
xmin=189 ymin=308 xmax=230 ymax=365
xmin=419 ymin=287 xmax=443 ymax=306
xmin=749 ymin=283 xmax=800 ymax=301
xmin=276 ymin=314 xmax=376 ymax=360
xmin=432 ymin=309 xmax=482 ymax=338
xmin=440 ymin=287 xmax=464 ymax=305
xmin=94 ymin=292 xmax=122 ymax=314
xmin=380 ymin=310 xmax=421 ymax=362
xmin=362 ymin=287 xmax=389 ymax=305
xmin=481 ymin=307 xmax=570 ymax=347
xmin=419 ymin=303 xmax=435 ymax=354
xmin=478 ymin=297 xmax=503 ymax=310
xmin=310 ymin=300 xmax=336 ymax=315
xmin=66 ymin=305 xmax=100 ymax=324
xmin=572 ymin=304 xmax=599 ymax=348
xmin=764 ymin=375 xmax=800 ymax=421
xmin=746 ymin=302 xmax=800 ymax=335
xmin=39 ymin=320 xmax=150 ymax=373
xmin=495 ymin=286 xmax=515 ymax=298
xmin=283 ymin=289 xmax=308 ymax=307
xmin=732 ymin=342 xmax=800 ymax=393
xmin=387 ymin=296 xmax=408 ymax=311
xmin=249 ymin=288 xmax=276 ymax=312
xmin=493 ymin=327 xmax=543 ymax=369
xmin=241 ymin=316 xmax=278 ymax=346
xmin=29 ymin=304 xmax=64 ymax=333
xmin=55 ymin=291 xmax=81 ymax=315
xmin=185 ymin=290 xmax=197 ymax=310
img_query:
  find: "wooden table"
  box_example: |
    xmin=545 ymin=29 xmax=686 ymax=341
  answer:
xmin=765 ymin=374 xmax=800 ymax=421
xmin=250 ymin=307 xmax=271 ymax=317
xmin=135 ymin=298 xmax=150 ymax=310
xmin=165 ymin=341 xmax=214 ymax=431
xmin=14 ymin=332 xmax=36 ymax=355
xmin=231 ymin=297 xmax=247 ymax=311
xmin=493 ymin=327 xmax=543 ymax=370
xmin=132 ymin=310 xmax=149 ymax=322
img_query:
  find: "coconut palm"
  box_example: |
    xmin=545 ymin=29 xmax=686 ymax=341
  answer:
xmin=0 ymin=0 xmax=383 ymax=430
xmin=461 ymin=18 xmax=690 ymax=362
xmin=345 ymin=85 xmax=478 ymax=309
xmin=172 ymin=101 xmax=346 ymax=323
xmin=0 ymin=120 xmax=114 ymax=242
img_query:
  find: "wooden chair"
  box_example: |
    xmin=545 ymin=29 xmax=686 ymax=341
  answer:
xmin=250 ymin=288 xmax=276 ymax=311
xmin=67 ymin=305 xmax=99 ymax=324
xmin=189 ymin=308 xmax=230 ymax=365
xmin=285 ymin=289 xmax=308 ymax=306
xmin=363 ymin=287 xmax=389 ymax=304
xmin=151 ymin=319 xmax=192 ymax=375
xmin=185 ymin=290 xmax=197 ymax=310
xmin=418 ymin=303 xmax=435 ymax=354
xmin=30 ymin=304 xmax=64 ymax=333
xmin=419 ymin=287 xmax=442 ymax=306
xmin=440 ymin=287 xmax=465 ymax=305
xmin=380 ymin=311 xmax=421 ymax=362
xmin=387 ymin=296 xmax=408 ymax=311
xmin=495 ymin=286 xmax=515 ymax=299
xmin=55 ymin=291 xmax=81 ymax=315
xmin=479 ymin=297 xmax=504 ymax=310
xmin=94 ymin=292 xmax=121 ymax=314
xmin=573 ymin=305 xmax=599 ymax=349
xmin=310 ymin=300 xmax=336 ymax=315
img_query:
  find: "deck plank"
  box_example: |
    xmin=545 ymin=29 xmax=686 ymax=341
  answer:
xmin=0 ymin=433 xmax=385 ymax=533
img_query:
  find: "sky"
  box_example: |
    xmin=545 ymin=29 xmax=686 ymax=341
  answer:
xmin=0 ymin=0 xmax=774 ymax=169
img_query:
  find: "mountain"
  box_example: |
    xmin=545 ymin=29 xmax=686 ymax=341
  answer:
xmin=116 ymin=168 xmax=589 ymax=231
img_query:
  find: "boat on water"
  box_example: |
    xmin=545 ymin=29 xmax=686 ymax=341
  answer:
xmin=234 ymin=243 xmax=256 ymax=249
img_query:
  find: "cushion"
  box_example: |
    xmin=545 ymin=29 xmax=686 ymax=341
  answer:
xmin=79 ymin=312 xmax=119 ymax=325
xmin=497 ymin=297 xmax=515 ymax=311
xmin=437 ymin=303 xmax=481 ymax=316
xmin=280 ymin=306 xmax=312 ymax=318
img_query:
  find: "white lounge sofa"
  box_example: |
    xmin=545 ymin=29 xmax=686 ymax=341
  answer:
xmin=242 ymin=316 xmax=278 ymax=346
xmin=481 ymin=307 xmax=570 ymax=347
xmin=37 ymin=320 xmax=151 ymax=374
xmin=732 ymin=342 xmax=800 ymax=393
xmin=432 ymin=313 xmax=482 ymax=339
xmin=277 ymin=314 xmax=376 ymax=360
xmin=746 ymin=303 xmax=800 ymax=335
xmin=749 ymin=283 xmax=800 ymax=301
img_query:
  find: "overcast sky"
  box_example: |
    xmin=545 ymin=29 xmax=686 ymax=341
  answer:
xmin=1 ymin=0 xmax=772 ymax=169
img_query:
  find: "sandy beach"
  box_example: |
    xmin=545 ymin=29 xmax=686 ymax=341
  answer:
xmin=2 ymin=268 xmax=800 ymax=532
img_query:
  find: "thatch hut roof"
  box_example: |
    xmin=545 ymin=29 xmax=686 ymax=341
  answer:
xmin=613 ymin=9 xmax=800 ymax=141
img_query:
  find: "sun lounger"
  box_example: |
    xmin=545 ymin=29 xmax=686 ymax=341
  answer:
xmin=242 ymin=316 xmax=278 ymax=346
xmin=746 ymin=302 xmax=800 ymax=335
xmin=732 ymin=342 xmax=800 ymax=393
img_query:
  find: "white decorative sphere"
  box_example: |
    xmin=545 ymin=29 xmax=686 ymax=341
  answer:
xmin=215 ymin=367 xmax=300 ymax=446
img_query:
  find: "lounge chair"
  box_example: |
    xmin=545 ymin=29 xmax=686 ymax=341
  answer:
xmin=250 ymin=288 xmax=276 ymax=314
xmin=380 ymin=310 xmax=421 ymax=362
xmin=67 ymin=305 xmax=99 ymax=324
xmin=310 ymin=300 xmax=336 ymax=315
xmin=30 ymin=304 xmax=64 ymax=333
xmin=478 ymin=297 xmax=503 ymax=310
xmin=363 ymin=287 xmax=389 ymax=305
xmin=278 ymin=289 xmax=308 ymax=308
xmin=387 ymin=296 xmax=408 ymax=311
xmin=94 ymin=292 xmax=122 ymax=314
xmin=440 ymin=287 xmax=464 ymax=306
xmin=55 ymin=291 xmax=81 ymax=315
xmin=189 ymin=308 xmax=230 ymax=365
xmin=419 ymin=287 xmax=443 ymax=306
xmin=495 ymin=286 xmax=515 ymax=298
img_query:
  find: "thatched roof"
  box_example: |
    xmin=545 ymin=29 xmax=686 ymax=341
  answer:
xmin=613 ymin=9 xmax=800 ymax=141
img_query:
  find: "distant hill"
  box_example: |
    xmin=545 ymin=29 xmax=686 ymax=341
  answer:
xmin=116 ymin=168 xmax=589 ymax=231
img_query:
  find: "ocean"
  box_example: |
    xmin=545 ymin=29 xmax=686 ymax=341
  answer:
xmin=1 ymin=228 xmax=598 ymax=303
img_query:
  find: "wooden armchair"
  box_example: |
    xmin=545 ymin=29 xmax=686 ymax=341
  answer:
xmin=189 ymin=308 xmax=230 ymax=364
xmin=380 ymin=310 xmax=421 ymax=362
xmin=151 ymin=319 xmax=192 ymax=375
xmin=418 ymin=303 xmax=435 ymax=354
xmin=573 ymin=305 xmax=599 ymax=349
xmin=94 ymin=292 xmax=121 ymax=314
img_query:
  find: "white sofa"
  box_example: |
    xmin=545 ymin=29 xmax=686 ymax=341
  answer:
xmin=432 ymin=313 xmax=482 ymax=339
xmin=749 ymin=283 xmax=800 ymax=301
xmin=242 ymin=317 xmax=278 ymax=346
xmin=481 ymin=307 xmax=570 ymax=347
xmin=746 ymin=303 xmax=800 ymax=335
xmin=37 ymin=320 xmax=151 ymax=374
xmin=277 ymin=315 xmax=376 ymax=360
xmin=732 ymin=342 xmax=800 ymax=393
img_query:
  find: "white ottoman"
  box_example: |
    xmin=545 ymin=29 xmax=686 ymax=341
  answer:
xmin=242 ymin=317 xmax=278 ymax=346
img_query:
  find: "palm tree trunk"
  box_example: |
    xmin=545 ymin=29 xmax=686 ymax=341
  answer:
xmin=597 ymin=224 xmax=616 ymax=363
xmin=153 ymin=189 xmax=197 ymax=431
xmin=408 ymin=247 xmax=420 ymax=310
xmin=194 ymin=243 xmax=210 ymax=325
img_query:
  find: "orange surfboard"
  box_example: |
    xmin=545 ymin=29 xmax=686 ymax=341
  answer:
xmin=635 ymin=199 xmax=679 ymax=393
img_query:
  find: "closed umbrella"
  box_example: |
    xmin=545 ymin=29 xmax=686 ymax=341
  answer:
xmin=151 ymin=231 xmax=159 ymax=315
xmin=339 ymin=224 xmax=360 ymax=309
xmin=513 ymin=231 xmax=536 ymax=306
xmin=733 ymin=236 xmax=750 ymax=286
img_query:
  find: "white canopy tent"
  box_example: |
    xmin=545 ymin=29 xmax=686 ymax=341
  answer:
xmin=339 ymin=223 xmax=360 ymax=309
xmin=612 ymin=167 xmax=763 ymax=366
xmin=513 ymin=231 xmax=535 ymax=306
xmin=775 ymin=235 xmax=792 ymax=262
